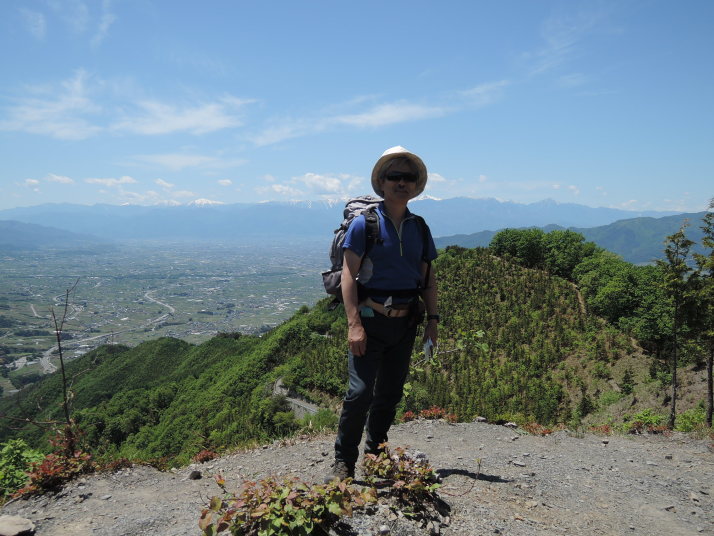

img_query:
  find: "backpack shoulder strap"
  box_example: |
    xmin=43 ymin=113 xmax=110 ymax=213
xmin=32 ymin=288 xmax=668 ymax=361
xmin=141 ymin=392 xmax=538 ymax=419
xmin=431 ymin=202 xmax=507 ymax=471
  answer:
xmin=363 ymin=207 xmax=382 ymax=257
xmin=412 ymin=214 xmax=433 ymax=289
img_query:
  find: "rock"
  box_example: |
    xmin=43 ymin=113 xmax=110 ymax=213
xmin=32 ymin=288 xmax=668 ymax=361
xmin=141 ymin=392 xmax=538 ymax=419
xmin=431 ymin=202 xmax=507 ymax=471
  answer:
xmin=0 ymin=515 xmax=36 ymax=536
xmin=525 ymin=500 xmax=538 ymax=508
xmin=512 ymin=461 xmax=526 ymax=467
xmin=665 ymin=454 xmax=673 ymax=460
xmin=378 ymin=525 xmax=390 ymax=535
xmin=504 ymin=422 xmax=517 ymax=428
xmin=602 ymin=439 xmax=609 ymax=445
xmin=475 ymin=416 xmax=487 ymax=422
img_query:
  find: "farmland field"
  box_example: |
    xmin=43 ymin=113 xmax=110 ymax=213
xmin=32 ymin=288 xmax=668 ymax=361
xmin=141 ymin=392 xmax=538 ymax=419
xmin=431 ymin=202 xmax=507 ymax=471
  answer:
xmin=0 ymin=239 xmax=327 ymax=394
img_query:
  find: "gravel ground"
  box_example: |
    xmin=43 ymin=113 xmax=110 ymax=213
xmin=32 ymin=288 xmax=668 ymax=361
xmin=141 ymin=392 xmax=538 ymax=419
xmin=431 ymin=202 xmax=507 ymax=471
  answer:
xmin=3 ymin=420 xmax=713 ymax=535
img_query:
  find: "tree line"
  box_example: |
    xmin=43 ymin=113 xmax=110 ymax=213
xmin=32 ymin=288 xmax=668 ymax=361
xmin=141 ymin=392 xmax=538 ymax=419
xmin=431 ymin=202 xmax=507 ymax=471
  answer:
xmin=489 ymin=200 xmax=714 ymax=428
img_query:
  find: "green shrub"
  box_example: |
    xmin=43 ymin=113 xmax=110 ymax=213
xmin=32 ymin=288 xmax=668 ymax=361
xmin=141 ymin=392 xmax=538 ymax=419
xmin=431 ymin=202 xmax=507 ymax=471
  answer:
xmin=623 ymin=408 xmax=664 ymax=433
xmin=0 ymin=439 xmax=44 ymax=497
xmin=592 ymin=362 xmax=611 ymax=380
xmin=598 ymin=390 xmax=622 ymax=407
xmin=675 ymin=406 xmax=706 ymax=432
xmin=301 ymin=409 xmax=338 ymax=432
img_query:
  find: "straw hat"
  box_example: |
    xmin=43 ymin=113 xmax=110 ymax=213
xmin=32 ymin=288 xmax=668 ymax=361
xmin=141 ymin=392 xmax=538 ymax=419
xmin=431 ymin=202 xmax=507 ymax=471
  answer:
xmin=371 ymin=146 xmax=428 ymax=198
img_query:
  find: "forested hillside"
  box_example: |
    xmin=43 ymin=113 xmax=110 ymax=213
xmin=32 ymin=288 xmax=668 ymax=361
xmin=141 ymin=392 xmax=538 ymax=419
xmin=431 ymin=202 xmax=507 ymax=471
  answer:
xmin=1 ymin=235 xmax=711 ymax=466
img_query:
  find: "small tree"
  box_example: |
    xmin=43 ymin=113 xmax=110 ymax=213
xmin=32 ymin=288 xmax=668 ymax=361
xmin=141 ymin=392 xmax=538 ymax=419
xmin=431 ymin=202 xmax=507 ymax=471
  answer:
xmin=657 ymin=224 xmax=694 ymax=429
xmin=49 ymin=279 xmax=79 ymax=455
xmin=693 ymin=199 xmax=714 ymax=427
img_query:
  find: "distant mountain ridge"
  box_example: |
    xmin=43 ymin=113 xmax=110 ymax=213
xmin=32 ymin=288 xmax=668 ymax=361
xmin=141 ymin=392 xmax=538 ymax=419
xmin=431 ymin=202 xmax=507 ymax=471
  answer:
xmin=0 ymin=198 xmax=679 ymax=242
xmin=0 ymin=220 xmax=111 ymax=251
xmin=434 ymin=211 xmax=708 ymax=264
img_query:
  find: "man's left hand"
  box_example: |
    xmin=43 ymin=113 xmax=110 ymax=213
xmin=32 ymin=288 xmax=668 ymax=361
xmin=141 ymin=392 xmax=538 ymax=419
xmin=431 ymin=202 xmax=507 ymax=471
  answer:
xmin=423 ymin=320 xmax=438 ymax=346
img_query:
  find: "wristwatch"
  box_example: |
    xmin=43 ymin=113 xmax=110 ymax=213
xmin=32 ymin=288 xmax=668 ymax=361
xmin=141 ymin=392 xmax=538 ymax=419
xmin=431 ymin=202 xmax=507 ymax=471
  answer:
xmin=427 ymin=314 xmax=440 ymax=322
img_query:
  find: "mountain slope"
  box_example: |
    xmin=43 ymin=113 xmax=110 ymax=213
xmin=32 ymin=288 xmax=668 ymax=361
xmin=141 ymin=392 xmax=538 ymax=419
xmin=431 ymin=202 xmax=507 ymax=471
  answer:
xmin=1 ymin=245 xmax=684 ymax=464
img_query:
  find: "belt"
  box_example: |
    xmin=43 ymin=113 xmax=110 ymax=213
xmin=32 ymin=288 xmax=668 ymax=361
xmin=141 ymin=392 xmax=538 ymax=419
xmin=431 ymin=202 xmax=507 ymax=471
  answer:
xmin=363 ymin=297 xmax=411 ymax=318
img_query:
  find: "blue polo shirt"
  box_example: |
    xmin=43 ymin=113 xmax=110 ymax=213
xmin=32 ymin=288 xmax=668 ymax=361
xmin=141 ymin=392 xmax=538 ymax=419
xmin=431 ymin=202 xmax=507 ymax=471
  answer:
xmin=343 ymin=202 xmax=437 ymax=302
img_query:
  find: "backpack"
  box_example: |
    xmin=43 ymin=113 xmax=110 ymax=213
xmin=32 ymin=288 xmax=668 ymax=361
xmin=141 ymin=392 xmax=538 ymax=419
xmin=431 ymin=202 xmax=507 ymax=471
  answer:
xmin=321 ymin=196 xmax=432 ymax=308
xmin=321 ymin=196 xmax=382 ymax=303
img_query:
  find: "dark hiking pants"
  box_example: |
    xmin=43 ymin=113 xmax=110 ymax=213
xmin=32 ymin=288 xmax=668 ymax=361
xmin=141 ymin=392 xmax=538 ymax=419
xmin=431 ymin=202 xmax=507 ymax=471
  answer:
xmin=334 ymin=314 xmax=418 ymax=468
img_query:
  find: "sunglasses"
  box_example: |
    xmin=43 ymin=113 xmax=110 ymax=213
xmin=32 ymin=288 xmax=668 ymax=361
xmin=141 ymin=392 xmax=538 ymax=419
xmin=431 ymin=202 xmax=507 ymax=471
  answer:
xmin=383 ymin=171 xmax=418 ymax=183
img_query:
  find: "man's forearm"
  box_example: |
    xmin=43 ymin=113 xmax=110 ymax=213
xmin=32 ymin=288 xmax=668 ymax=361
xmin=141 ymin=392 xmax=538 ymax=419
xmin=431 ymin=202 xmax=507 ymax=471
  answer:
xmin=422 ymin=267 xmax=438 ymax=315
xmin=341 ymin=272 xmax=362 ymax=328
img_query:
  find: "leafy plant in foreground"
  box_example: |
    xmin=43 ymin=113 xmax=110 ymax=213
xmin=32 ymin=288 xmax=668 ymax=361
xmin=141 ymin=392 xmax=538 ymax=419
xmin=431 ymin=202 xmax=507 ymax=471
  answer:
xmin=15 ymin=425 xmax=94 ymax=497
xmin=362 ymin=444 xmax=442 ymax=518
xmin=199 ymin=474 xmax=375 ymax=535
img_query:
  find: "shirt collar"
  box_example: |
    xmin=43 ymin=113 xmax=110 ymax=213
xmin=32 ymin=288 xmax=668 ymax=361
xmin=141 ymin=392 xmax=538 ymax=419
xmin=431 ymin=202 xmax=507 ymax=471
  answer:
xmin=378 ymin=201 xmax=413 ymax=219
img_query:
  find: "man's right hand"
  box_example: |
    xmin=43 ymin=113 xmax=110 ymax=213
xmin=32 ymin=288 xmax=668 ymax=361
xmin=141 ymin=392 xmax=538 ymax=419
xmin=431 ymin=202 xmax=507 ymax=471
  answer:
xmin=348 ymin=323 xmax=367 ymax=356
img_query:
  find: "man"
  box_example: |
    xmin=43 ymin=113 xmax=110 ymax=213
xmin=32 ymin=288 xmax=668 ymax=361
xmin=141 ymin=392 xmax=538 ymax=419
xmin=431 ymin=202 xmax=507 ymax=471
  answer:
xmin=327 ymin=146 xmax=439 ymax=481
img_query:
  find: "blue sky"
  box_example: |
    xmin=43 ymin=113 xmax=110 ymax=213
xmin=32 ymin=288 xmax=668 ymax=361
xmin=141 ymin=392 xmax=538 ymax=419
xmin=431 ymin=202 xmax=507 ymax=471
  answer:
xmin=1 ymin=0 xmax=712 ymax=212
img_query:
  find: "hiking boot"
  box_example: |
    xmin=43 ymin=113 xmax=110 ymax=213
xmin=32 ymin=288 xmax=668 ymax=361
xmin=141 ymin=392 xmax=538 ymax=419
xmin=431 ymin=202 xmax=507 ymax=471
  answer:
xmin=323 ymin=460 xmax=354 ymax=483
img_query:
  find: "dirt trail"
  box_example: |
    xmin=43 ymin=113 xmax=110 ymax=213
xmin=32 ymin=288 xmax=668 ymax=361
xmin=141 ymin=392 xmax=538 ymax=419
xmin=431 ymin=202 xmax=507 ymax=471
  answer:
xmin=3 ymin=421 xmax=713 ymax=535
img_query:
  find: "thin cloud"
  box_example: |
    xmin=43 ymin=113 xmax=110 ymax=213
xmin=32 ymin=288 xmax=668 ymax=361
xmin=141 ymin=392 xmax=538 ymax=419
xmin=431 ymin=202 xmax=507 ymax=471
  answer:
xmin=85 ymin=176 xmax=138 ymax=187
xmin=91 ymin=0 xmax=117 ymax=48
xmin=524 ymin=9 xmax=608 ymax=76
xmin=218 ymin=179 xmax=233 ymax=186
xmin=173 ymin=190 xmax=196 ymax=198
xmin=1 ymin=68 xmax=255 ymax=140
xmin=25 ymin=179 xmax=40 ymax=187
xmin=19 ymin=8 xmax=46 ymax=39
xmin=252 ymin=81 xmax=507 ymax=146
xmin=459 ymin=80 xmax=510 ymax=107
xmin=264 ymin=172 xmax=366 ymax=200
xmin=45 ymin=174 xmax=75 ymax=184
xmin=335 ymin=102 xmax=446 ymax=128
xmin=0 ymin=70 xmax=101 ymax=140
xmin=132 ymin=153 xmax=245 ymax=172
xmin=155 ymin=178 xmax=174 ymax=189
xmin=114 ymin=97 xmax=252 ymax=135
xmin=267 ymin=184 xmax=303 ymax=197
xmin=558 ymin=73 xmax=588 ymax=88
xmin=48 ymin=0 xmax=90 ymax=34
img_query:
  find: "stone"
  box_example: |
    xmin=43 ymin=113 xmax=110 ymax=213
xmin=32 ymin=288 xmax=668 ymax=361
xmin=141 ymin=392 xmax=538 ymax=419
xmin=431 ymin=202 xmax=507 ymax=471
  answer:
xmin=0 ymin=515 xmax=36 ymax=536
xmin=475 ymin=416 xmax=487 ymax=422
xmin=378 ymin=525 xmax=390 ymax=535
